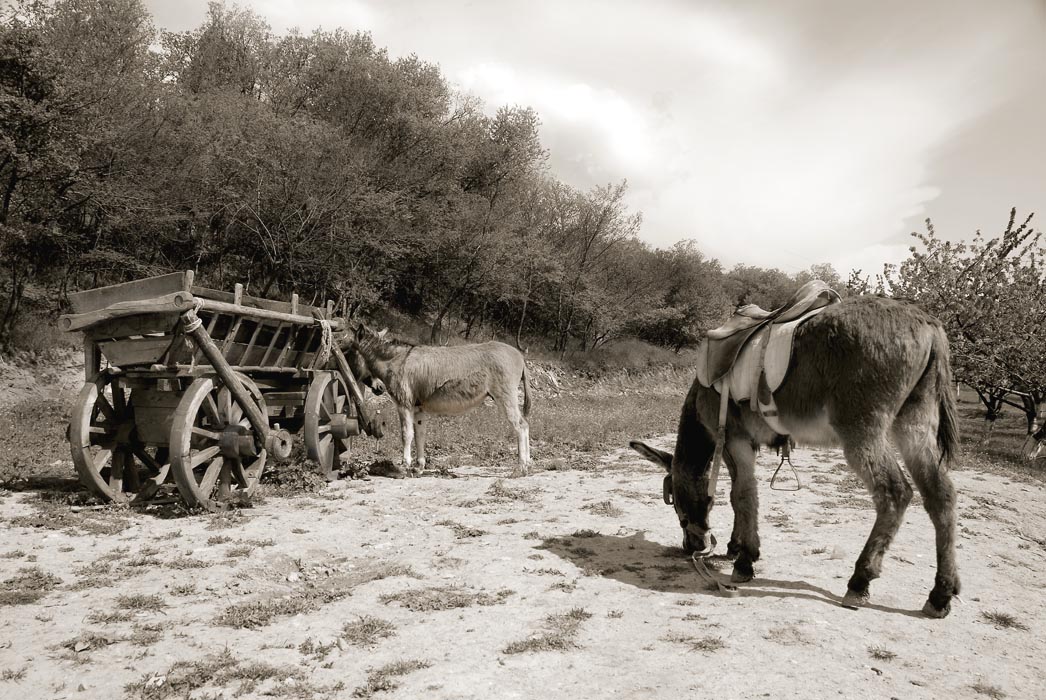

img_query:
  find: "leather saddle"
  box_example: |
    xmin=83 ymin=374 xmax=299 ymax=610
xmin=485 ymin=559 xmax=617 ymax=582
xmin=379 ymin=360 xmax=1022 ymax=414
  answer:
xmin=696 ymin=281 xmax=841 ymax=434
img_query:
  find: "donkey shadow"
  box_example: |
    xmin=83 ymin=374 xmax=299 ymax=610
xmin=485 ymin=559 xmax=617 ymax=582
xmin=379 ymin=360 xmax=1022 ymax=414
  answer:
xmin=537 ymin=531 xmax=926 ymax=619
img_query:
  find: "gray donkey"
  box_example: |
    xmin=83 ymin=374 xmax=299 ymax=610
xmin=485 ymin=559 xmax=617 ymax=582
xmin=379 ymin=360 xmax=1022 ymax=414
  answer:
xmin=631 ymin=295 xmax=962 ymax=617
xmin=339 ymin=326 xmax=532 ymax=476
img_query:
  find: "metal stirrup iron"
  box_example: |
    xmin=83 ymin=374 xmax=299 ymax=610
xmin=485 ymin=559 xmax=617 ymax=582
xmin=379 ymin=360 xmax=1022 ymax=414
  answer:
xmin=770 ymin=440 xmax=801 ymax=491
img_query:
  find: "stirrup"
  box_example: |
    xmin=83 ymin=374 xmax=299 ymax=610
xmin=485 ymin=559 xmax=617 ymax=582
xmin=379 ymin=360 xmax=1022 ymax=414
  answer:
xmin=770 ymin=441 xmax=801 ymax=491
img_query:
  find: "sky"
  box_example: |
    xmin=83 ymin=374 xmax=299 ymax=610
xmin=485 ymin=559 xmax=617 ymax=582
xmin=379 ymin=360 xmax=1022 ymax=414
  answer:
xmin=146 ymin=0 xmax=1046 ymax=277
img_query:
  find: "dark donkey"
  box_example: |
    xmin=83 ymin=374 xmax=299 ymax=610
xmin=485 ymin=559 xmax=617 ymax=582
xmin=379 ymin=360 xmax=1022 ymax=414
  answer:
xmin=631 ymin=296 xmax=961 ymax=618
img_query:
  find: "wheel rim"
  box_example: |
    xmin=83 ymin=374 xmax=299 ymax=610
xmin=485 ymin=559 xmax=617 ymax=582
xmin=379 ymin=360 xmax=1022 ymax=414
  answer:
xmin=170 ymin=376 xmax=267 ymax=511
xmin=69 ymin=374 xmax=170 ymax=503
xmin=305 ymin=372 xmax=354 ymax=477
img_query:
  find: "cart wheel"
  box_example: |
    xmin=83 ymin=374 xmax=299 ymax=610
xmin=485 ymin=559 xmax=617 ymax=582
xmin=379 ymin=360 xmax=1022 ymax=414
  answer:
xmin=304 ymin=371 xmax=357 ymax=481
xmin=69 ymin=373 xmax=171 ymax=504
xmin=169 ymin=375 xmax=268 ymax=511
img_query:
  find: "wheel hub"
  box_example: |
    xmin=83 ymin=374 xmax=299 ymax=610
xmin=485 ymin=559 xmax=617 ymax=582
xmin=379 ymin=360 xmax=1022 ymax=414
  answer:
xmin=329 ymin=414 xmax=360 ymax=440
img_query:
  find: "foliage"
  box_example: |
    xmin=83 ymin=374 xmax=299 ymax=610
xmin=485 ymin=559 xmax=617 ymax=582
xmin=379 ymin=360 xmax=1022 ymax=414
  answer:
xmin=0 ymin=0 xmax=846 ymax=356
xmin=887 ymin=209 xmax=1045 ymax=433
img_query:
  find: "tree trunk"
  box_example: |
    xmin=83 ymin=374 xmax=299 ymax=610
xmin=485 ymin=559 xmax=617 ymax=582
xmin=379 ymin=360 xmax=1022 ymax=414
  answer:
xmin=515 ymin=296 xmax=529 ymax=350
xmin=975 ymin=387 xmax=1006 ymax=446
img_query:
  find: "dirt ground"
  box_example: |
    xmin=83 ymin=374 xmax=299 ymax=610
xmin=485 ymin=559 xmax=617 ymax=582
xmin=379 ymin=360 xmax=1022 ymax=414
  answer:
xmin=2 ymin=437 xmax=1045 ymax=700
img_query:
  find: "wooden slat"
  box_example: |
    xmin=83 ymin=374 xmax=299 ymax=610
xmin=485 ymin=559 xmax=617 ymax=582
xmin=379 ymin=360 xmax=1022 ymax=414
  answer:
xmin=68 ymin=271 xmax=194 ymax=314
xmin=60 ymin=293 xmax=195 ymax=332
xmin=191 ymin=285 xmax=326 ymax=318
xmin=259 ymin=323 xmax=285 ymax=367
xmin=195 ymin=298 xmax=344 ymax=330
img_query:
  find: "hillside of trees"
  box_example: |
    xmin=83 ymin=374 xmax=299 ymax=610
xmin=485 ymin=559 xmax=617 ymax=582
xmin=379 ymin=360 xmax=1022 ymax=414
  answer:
xmin=1 ymin=1 xmax=1043 ymax=437
xmin=0 ymin=0 xmax=839 ymax=352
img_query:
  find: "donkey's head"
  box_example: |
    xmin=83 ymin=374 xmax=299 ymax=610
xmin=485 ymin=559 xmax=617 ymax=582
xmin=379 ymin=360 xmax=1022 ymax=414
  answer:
xmin=630 ymin=396 xmax=718 ymax=555
xmin=337 ymin=325 xmax=391 ymax=396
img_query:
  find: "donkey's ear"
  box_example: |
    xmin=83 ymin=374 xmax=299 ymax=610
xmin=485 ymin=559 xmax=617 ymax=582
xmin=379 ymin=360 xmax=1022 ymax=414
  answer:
xmin=629 ymin=441 xmax=673 ymax=471
xmin=355 ymin=324 xmax=367 ymax=340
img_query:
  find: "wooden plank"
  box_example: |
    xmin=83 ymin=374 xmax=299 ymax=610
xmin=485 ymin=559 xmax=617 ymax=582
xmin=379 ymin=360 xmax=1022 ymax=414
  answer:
xmin=79 ymin=313 xmax=181 ymax=341
xmin=60 ymin=293 xmax=196 ymax=332
xmin=99 ymin=337 xmax=178 ymax=368
xmin=68 ymin=271 xmax=193 ymax=314
xmin=260 ymin=391 xmax=308 ymax=407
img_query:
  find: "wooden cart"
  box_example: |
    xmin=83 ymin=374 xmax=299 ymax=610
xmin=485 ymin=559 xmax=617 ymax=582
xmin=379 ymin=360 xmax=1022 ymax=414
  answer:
xmin=59 ymin=271 xmax=383 ymax=511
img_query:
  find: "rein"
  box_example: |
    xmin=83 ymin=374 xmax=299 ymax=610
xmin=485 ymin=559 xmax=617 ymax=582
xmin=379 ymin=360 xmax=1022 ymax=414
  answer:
xmin=690 ymin=553 xmax=739 ymax=597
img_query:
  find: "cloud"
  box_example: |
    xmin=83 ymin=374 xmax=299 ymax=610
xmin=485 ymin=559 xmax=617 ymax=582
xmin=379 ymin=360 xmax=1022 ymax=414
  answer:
xmin=148 ymin=0 xmax=1046 ymax=275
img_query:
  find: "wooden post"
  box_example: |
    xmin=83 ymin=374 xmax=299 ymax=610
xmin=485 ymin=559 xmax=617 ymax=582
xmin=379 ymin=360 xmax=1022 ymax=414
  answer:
xmin=234 ymin=283 xmax=243 ymax=307
xmin=331 ymin=344 xmax=379 ymax=436
xmin=290 ymin=293 xmax=298 ymax=316
xmin=84 ymin=338 xmax=101 ymax=382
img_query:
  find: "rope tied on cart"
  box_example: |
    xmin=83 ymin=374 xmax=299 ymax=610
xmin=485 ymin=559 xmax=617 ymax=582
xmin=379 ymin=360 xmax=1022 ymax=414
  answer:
xmin=313 ymin=319 xmax=333 ymax=368
xmin=182 ymin=299 xmax=207 ymax=333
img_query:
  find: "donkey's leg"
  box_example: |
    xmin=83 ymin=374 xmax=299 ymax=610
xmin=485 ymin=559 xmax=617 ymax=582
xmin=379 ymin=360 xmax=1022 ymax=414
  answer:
xmin=724 ymin=438 xmax=760 ymax=582
xmin=840 ymin=438 xmax=913 ymax=608
xmin=415 ymin=410 xmax=427 ymax=472
xmin=397 ymin=405 xmax=417 ymax=475
xmin=894 ymin=425 xmax=960 ymax=618
xmin=497 ymin=391 xmax=529 ymax=477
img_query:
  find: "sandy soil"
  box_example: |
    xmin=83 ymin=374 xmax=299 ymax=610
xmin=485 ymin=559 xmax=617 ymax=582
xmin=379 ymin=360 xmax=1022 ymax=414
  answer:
xmin=1 ymin=441 xmax=1045 ymax=700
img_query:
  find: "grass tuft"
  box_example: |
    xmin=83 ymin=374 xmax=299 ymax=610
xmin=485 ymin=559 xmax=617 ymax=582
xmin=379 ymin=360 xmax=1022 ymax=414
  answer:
xmin=353 ymin=660 xmax=431 ymax=698
xmin=342 ymin=616 xmax=397 ymax=647
xmin=980 ymin=610 xmax=1029 ymax=631
xmin=503 ymin=608 xmax=592 ymax=654
xmin=868 ymin=645 xmax=897 ymax=661
xmin=380 ymin=586 xmax=512 ymax=612
xmin=0 ymin=566 xmax=61 ymax=606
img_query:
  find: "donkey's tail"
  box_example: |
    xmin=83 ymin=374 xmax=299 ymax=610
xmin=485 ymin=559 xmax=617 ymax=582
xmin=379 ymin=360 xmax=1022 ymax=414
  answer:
xmin=933 ymin=328 xmax=960 ymax=465
xmin=521 ymin=361 xmax=532 ymax=418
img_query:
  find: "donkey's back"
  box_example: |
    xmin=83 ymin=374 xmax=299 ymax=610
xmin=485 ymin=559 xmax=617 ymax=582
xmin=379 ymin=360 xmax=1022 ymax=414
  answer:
xmin=401 ymin=341 xmax=528 ymax=413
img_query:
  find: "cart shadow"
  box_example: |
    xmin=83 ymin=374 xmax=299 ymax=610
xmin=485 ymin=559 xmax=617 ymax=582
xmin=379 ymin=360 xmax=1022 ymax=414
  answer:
xmin=538 ymin=532 xmax=926 ymax=619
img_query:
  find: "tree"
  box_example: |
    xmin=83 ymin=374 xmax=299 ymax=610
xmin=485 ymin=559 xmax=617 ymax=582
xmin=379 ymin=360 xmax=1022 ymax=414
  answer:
xmin=887 ymin=209 xmax=1045 ymax=437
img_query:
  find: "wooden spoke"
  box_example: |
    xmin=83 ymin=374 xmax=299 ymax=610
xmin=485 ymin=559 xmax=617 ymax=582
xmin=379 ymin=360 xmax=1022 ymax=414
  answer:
xmin=71 ymin=374 xmax=173 ymax=505
xmin=108 ymin=448 xmax=125 ymax=492
xmin=189 ymin=445 xmax=221 ymax=469
xmin=169 ymin=375 xmax=267 ymax=511
xmin=202 ymin=394 xmax=222 ymax=425
xmin=305 ymin=371 xmax=355 ymax=481
xmin=95 ymin=394 xmax=117 ymax=423
xmin=198 ymin=456 xmax=223 ymax=495
xmin=191 ymin=427 xmax=222 ymax=442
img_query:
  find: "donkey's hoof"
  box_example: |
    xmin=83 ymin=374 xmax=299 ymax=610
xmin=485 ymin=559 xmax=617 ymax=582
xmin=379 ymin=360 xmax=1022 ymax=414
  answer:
xmin=730 ymin=568 xmax=753 ymax=584
xmin=841 ymin=589 xmax=869 ymax=610
xmin=921 ymin=599 xmax=951 ymax=619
